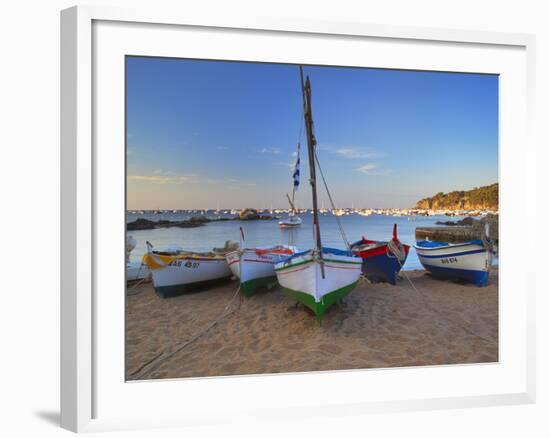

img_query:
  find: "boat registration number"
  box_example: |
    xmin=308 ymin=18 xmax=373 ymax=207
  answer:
xmin=440 ymin=257 xmax=458 ymax=264
xmin=170 ymin=260 xmax=200 ymax=268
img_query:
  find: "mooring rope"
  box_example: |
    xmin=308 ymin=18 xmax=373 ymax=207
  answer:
xmin=126 ymin=263 xmax=151 ymax=295
xmin=390 ymin=250 xmax=496 ymax=345
xmin=314 ymin=150 xmax=350 ymax=250
xmin=129 ymin=285 xmax=242 ymax=380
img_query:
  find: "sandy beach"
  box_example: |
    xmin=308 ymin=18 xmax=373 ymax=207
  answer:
xmin=126 ymin=269 xmax=498 ymax=380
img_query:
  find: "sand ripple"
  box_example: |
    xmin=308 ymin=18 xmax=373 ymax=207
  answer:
xmin=126 ymin=269 xmax=498 ymax=380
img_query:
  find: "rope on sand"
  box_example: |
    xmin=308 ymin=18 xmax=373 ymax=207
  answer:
xmin=391 ymin=250 xmax=496 ymax=345
xmin=126 ymin=276 xmax=150 ymax=296
xmin=129 ymin=285 xmax=242 ymax=380
xmin=126 ymin=262 xmax=151 ymax=295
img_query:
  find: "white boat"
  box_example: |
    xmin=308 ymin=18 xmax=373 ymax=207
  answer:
xmin=226 ymin=245 xmax=297 ymax=296
xmin=275 ymin=248 xmax=362 ymax=322
xmin=275 ymin=67 xmax=362 ymax=324
xmin=126 ymin=235 xmax=150 ymax=282
xmin=279 ymin=143 xmax=303 ymax=228
xmin=414 ymin=238 xmax=492 ymax=286
xmin=279 ymin=213 xmax=303 ymax=228
xmin=143 ymin=240 xmax=238 ymax=297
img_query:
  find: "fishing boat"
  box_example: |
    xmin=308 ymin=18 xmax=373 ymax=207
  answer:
xmin=275 ymin=67 xmax=362 ymax=324
xmin=350 ymin=224 xmax=410 ymax=285
xmin=279 ymin=143 xmax=303 ymax=228
xmin=142 ymin=240 xmax=238 ymax=297
xmin=414 ymin=226 xmax=493 ymax=286
xmin=226 ymin=240 xmax=298 ymax=297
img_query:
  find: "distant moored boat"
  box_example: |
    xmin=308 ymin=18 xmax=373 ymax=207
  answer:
xmin=279 ymin=214 xmax=303 ymax=228
xmin=279 ymin=142 xmax=303 ymax=228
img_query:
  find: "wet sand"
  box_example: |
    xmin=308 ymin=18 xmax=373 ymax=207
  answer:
xmin=126 ymin=269 xmax=498 ymax=380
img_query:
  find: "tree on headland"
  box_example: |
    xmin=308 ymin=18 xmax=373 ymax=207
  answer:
xmin=415 ymin=183 xmax=498 ymax=210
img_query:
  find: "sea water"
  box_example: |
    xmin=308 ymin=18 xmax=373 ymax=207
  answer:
xmin=127 ymin=211 xmax=490 ymax=271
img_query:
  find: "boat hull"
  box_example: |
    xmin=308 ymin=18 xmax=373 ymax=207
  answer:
xmin=143 ymin=253 xmax=232 ymax=298
xmin=414 ymin=240 xmax=492 ymax=287
xmin=278 ymin=222 xmax=301 ymax=228
xmin=126 ymin=261 xmax=150 ymax=282
xmin=351 ymin=242 xmax=410 ymax=285
xmin=278 ymin=216 xmax=302 ymax=228
xmin=274 ymin=248 xmax=362 ymax=323
xmin=226 ymin=247 xmax=295 ymax=296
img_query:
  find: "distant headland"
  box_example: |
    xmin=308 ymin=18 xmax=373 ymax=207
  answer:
xmin=415 ymin=183 xmax=498 ymax=211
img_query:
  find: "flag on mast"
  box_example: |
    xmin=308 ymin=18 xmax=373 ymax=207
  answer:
xmin=292 ymin=143 xmax=300 ymax=189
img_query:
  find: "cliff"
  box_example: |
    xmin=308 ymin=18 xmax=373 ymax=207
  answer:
xmin=415 ymin=183 xmax=498 ymax=211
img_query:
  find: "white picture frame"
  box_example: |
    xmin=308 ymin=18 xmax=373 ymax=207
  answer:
xmin=60 ymin=4 xmax=536 ymax=433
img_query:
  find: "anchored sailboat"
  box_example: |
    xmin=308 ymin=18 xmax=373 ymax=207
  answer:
xmin=275 ymin=67 xmax=362 ymax=324
xmin=279 ymin=143 xmax=303 ymax=228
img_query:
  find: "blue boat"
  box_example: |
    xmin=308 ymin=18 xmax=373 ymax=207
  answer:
xmin=414 ymin=239 xmax=492 ymax=287
xmin=351 ymin=224 xmax=410 ymax=285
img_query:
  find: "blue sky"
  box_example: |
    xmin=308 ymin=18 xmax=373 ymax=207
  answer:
xmin=126 ymin=57 xmax=498 ymax=210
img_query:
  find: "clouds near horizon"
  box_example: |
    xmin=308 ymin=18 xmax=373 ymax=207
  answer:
xmin=126 ymin=58 xmax=498 ymax=209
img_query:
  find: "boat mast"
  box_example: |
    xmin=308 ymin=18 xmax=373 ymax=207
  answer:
xmin=290 ymin=142 xmax=300 ymax=212
xmin=286 ymin=193 xmax=297 ymax=212
xmin=300 ymin=66 xmax=323 ymax=258
xmin=290 ymin=164 xmax=296 ymax=215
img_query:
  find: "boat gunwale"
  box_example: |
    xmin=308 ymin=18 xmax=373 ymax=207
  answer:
xmin=413 ymin=239 xmax=484 ymax=251
xmin=149 ymin=253 xmax=227 ymax=262
xmin=416 ymin=248 xmax=488 ymax=259
xmin=275 ymin=255 xmax=362 ymax=272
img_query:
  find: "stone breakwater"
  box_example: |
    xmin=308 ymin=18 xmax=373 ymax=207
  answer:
xmin=416 ymin=214 xmax=498 ymax=243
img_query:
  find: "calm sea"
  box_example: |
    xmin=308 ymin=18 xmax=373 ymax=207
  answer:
xmin=126 ymin=211 xmax=485 ymax=271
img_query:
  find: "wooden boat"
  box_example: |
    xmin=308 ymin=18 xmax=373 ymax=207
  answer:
xmin=226 ymin=244 xmax=297 ymax=296
xmin=275 ymin=247 xmax=362 ymax=322
xmin=414 ymin=237 xmax=492 ymax=287
xmin=350 ymin=224 xmax=410 ymax=285
xmin=142 ymin=240 xmax=238 ymax=297
xmin=275 ymin=67 xmax=362 ymax=324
